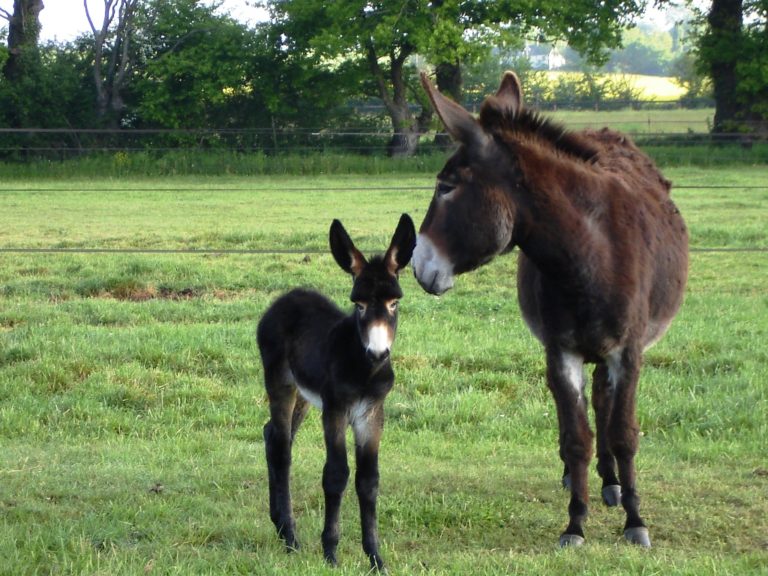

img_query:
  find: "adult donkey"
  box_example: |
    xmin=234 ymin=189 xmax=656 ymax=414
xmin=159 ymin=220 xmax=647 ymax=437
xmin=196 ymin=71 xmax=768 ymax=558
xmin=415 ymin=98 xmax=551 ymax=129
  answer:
xmin=413 ymin=72 xmax=688 ymax=548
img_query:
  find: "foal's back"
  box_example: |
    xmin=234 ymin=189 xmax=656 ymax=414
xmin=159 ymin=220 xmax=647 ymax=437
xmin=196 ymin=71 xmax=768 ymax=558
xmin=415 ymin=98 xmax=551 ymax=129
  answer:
xmin=257 ymin=288 xmax=344 ymax=389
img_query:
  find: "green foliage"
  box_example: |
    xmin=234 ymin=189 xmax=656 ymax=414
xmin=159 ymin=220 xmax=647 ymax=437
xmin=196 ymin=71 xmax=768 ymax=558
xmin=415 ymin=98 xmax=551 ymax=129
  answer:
xmin=690 ymin=0 xmax=768 ymax=129
xmin=0 ymin=41 xmax=92 ymax=130
xmin=605 ymin=26 xmax=676 ymax=76
xmin=132 ymin=0 xmax=254 ymax=128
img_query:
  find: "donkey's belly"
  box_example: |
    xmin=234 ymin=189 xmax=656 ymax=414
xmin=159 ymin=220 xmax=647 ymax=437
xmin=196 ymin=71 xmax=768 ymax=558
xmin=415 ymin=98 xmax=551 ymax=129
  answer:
xmin=516 ymin=253 xmax=547 ymax=345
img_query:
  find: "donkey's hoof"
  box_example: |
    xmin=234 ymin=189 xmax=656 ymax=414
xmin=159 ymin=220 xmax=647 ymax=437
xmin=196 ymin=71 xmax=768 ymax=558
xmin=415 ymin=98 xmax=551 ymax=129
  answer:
xmin=624 ymin=526 xmax=651 ymax=548
xmin=601 ymin=485 xmax=622 ymax=507
xmin=561 ymin=473 xmax=572 ymax=490
xmin=559 ymin=533 xmax=585 ymax=548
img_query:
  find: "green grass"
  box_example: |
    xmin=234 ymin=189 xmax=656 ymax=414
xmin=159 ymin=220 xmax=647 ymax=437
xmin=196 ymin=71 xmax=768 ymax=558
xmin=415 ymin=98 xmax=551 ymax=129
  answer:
xmin=550 ymin=108 xmax=713 ymax=134
xmin=1 ymin=171 xmax=767 ymax=574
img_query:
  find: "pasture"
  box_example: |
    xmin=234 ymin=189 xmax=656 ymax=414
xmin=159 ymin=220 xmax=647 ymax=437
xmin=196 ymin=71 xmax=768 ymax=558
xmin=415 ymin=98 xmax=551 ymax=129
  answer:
xmin=1 ymin=169 xmax=767 ymax=574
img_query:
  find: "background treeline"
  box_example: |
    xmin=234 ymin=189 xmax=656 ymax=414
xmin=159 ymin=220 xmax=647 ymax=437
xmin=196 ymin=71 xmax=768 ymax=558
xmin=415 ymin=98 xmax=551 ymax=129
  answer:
xmin=0 ymin=0 xmax=764 ymax=158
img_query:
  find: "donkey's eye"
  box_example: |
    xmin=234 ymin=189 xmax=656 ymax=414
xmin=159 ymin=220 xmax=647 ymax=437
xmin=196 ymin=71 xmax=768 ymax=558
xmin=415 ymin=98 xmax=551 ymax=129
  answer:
xmin=387 ymin=300 xmax=399 ymax=313
xmin=436 ymin=181 xmax=455 ymax=197
xmin=355 ymin=302 xmax=367 ymax=314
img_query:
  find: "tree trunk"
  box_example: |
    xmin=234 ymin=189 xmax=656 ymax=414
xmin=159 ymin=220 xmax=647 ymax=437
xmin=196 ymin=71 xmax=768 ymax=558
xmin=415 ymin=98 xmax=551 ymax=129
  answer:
xmin=366 ymin=42 xmax=421 ymax=157
xmin=2 ymin=0 xmax=44 ymax=82
xmin=387 ymin=107 xmax=419 ymax=157
xmin=706 ymin=0 xmax=744 ymax=132
xmin=86 ymin=0 xmax=137 ymax=127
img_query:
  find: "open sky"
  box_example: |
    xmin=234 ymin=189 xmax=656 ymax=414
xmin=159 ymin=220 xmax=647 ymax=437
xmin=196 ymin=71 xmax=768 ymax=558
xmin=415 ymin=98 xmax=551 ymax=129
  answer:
xmin=13 ymin=0 xmax=675 ymax=43
xmin=35 ymin=0 xmax=267 ymax=42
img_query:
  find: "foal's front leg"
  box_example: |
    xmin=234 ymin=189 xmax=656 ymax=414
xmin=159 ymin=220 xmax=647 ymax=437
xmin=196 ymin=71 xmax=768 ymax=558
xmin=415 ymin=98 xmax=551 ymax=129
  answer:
xmin=547 ymin=349 xmax=594 ymax=547
xmin=321 ymin=408 xmax=350 ymax=566
xmin=353 ymin=404 xmax=386 ymax=572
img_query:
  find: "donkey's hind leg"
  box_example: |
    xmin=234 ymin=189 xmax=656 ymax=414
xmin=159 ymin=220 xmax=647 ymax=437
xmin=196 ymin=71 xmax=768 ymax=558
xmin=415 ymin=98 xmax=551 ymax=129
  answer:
xmin=263 ymin=364 xmax=301 ymax=551
xmin=607 ymin=346 xmax=651 ymax=547
xmin=592 ymin=363 xmax=622 ymax=507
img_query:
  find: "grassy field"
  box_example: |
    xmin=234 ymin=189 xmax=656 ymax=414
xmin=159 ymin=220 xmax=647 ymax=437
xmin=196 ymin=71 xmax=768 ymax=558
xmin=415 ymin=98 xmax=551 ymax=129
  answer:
xmin=1 ymin=169 xmax=767 ymax=574
xmin=544 ymin=72 xmax=689 ymax=101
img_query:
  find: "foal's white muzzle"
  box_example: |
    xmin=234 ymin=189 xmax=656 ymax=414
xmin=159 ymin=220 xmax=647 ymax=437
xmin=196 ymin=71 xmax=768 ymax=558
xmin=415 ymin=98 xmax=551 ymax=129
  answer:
xmin=365 ymin=323 xmax=392 ymax=362
xmin=412 ymin=234 xmax=455 ymax=295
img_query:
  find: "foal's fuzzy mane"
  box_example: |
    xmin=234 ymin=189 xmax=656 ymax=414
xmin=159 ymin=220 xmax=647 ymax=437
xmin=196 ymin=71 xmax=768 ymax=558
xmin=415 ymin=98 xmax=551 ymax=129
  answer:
xmin=480 ymin=99 xmax=599 ymax=163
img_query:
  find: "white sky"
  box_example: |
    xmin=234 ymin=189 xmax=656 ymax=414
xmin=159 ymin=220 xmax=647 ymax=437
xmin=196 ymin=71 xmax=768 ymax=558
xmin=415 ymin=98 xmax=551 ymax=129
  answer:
xmin=9 ymin=1 xmax=676 ymax=43
xmin=32 ymin=0 xmax=267 ymax=42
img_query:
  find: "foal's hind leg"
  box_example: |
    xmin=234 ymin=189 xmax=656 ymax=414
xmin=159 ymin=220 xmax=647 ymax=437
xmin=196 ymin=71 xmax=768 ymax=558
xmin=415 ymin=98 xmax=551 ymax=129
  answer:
xmin=592 ymin=363 xmax=622 ymax=507
xmin=608 ymin=346 xmax=651 ymax=547
xmin=263 ymin=365 xmax=300 ymax=551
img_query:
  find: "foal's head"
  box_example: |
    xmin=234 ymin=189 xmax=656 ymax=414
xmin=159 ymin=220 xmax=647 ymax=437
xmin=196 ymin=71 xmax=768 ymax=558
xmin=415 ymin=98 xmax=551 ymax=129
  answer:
xmin=330 ymin=214 xmax=416 ymax=363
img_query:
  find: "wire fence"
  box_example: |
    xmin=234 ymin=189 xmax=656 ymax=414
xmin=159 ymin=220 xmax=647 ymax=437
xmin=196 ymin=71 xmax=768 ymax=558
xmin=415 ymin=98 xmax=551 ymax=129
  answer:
xmin=1 ymin=123 xmax=766 ymax=160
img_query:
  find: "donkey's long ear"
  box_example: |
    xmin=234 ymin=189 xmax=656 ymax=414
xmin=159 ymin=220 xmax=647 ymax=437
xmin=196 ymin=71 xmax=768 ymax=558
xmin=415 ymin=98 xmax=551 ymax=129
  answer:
xmin=384 ymin=213 xmax=416 ymax=276
xmin=330 ymin=220 xmax=366 ymax=277
xmin=495 ymin=71 xmax=523 ymax=116
xmin=420 ymin=72 xmax=488 ymax=150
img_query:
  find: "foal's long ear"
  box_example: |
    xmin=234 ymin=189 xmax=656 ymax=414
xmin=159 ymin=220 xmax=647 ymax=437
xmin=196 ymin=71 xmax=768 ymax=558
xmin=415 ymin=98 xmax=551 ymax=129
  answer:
xmin=420 ymin=72 xmax=488 ymax=150
xmin=384 ymin=213 xmax=416 ymax=276
xmin=330 ymin=220 xmax=366 ymax=277
xmin=495 ymin=70 xmax=524 ymax=116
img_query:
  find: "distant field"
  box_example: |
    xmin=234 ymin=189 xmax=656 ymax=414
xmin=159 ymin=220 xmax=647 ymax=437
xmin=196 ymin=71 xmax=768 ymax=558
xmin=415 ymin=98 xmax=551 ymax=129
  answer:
xmin=1 ymin=172 xmax=766 ymax=574
xmin=551 ymin=108 xmax=714 ymax=134
xmin=545 ymin=71 xmax=689 ymax=101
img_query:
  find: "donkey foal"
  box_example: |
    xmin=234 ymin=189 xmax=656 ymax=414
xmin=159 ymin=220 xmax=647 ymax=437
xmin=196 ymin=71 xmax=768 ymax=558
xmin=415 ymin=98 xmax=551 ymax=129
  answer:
xmin=258 ymin=214 xmax=415 ymax=571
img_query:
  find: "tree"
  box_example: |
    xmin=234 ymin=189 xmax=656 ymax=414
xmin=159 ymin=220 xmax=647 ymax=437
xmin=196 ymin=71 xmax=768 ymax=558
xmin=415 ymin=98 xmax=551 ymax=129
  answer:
xmin=265 ymin=0 xmax=648 ymax=156
xmin=85 ymin=0 xmax=140 ymax=125
xmin=692 ymin=0 xmax=768 ymax=131
xmin=133 ymin=0 xmax=252 ymax=129
xmin=1 ymin=0 xmax=44 ymax=83
xmin=605 ymin=27 xmax=675 ymax=76
xmin=266 ymin=1 xmax=434 ymax=156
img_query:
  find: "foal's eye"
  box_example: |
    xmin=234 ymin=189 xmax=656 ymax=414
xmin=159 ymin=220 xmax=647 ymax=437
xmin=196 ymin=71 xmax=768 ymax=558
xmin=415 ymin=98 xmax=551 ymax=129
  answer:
xmin=355 ymin=302 xmax=367 ymax=314
xmin=436 ymin=181 xmax=455 ymax=197
xmin=387 ymin=301 xmax=399 ymax=313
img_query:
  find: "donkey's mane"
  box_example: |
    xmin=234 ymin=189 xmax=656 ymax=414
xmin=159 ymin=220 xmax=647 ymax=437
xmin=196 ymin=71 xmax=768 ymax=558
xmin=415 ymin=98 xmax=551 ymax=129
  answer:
xmin=480 ymin=100 xmax=599 ymax=163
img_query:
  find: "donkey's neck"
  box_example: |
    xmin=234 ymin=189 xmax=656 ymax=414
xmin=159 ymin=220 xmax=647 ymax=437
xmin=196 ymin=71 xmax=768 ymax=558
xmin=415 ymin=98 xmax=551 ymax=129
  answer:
xmin=509 ymin=147 xmax=615 ymax=281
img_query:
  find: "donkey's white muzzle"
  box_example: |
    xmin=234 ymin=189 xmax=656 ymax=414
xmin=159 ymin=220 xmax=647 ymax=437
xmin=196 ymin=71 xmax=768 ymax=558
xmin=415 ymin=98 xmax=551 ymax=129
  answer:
xmin=412 ymin=234 xmax=455 ymax=295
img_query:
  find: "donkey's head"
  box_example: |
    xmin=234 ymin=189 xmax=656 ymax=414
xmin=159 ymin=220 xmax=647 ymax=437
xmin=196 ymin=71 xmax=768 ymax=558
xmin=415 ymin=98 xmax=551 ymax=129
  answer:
xmin=330 ymin=214 xmax=416 ymax=363
xmin=412 ymin=71 xmax=527 ymax=295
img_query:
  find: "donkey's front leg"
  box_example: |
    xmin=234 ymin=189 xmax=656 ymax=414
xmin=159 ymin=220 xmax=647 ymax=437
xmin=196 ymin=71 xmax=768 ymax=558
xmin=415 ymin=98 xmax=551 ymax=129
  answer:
xmin=321 ymin=408 xmax=350 ymax=566
xmin=547 ymin=349 xmax=594 ymax=547
xmin=353 ymin=404 xmax=386 ymax=572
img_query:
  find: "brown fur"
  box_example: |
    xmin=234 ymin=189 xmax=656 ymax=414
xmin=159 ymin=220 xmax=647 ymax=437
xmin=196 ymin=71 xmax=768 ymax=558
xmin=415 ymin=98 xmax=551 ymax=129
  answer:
xmin=413 ymin=71 xmax=689 ymax=547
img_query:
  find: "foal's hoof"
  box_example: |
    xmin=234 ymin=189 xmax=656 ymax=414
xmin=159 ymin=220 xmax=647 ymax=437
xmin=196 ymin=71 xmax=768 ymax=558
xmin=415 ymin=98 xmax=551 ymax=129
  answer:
xmin=559 ymin=533 xmax=585 ymax=548
xmin=624 ymin=526 xmax=652 ymax=548
xmin=369 ymin=555 xmax=387 ymax=574
xmin=601 ymin=485 xmax=622 ymax=507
